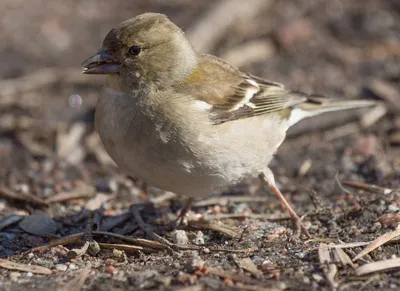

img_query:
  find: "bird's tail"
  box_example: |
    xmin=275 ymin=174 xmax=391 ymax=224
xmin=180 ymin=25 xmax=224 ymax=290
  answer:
xmin=288 ymin=95 xmax=378 ymax=127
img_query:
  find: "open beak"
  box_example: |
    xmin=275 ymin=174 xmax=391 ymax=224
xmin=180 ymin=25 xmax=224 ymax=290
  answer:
xmin=81 ymin=48 xmax=120 ymax=74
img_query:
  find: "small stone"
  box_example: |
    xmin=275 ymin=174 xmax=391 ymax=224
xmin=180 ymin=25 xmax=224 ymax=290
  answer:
xmin=9 ymin=272 xmax=21 ymax=281
xmin=113 ymin=248 xmax=124 ymax=258
xmin=184 ymin=253 xmax=205 ymax=273
xmin=172 ymin=230 xmax=189 ymax=246
xmin=203 ymin=248 xmax=210 ymax=254
xmin=33 ymin=258 xmax=54 ymax=269
xmin=68 ymin=263 xmax=78 ymax=271
xmin=55 ymin=264 xmax=67 ymax=272
xmin=105 ymin=259 xmax=116 ymax=265
xmin=105 ymin=265 xmax=118 ymax=275
xmin=193 ymin=231 xmax=204 ymax=245
xmin=312 ymin=273 xmax=324 ymax=282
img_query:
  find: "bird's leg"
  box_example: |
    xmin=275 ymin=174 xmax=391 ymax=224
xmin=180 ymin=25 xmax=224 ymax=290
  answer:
xmin=259 ymin=169 xmax=311 ymax=240
xmin=175 ymin=198 xmax=193 ymax=226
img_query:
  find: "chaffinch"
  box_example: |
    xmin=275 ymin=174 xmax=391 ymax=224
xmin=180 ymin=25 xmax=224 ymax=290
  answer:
xmin=82 ymin=13 xmax=376 ymax=239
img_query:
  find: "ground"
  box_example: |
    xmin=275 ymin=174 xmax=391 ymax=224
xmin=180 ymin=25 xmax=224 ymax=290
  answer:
xmin=0 ymin=0 xmax=400 ymax=290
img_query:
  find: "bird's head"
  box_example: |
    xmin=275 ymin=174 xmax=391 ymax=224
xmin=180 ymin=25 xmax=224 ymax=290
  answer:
xmin=82 ymin=13 xmax=197 ymax=88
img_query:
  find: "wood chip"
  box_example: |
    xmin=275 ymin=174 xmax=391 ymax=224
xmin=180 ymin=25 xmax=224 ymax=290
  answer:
xmin=0 ymin=259 xmax=52 ymax=275
xmin=85 ymin=193 xmax=113 ymax=211
xmin=356 ymin=258 xmax=400 ymax=276
xmin=234 ymin=257 xmax=263 ymax=278
xmin=318 ymin=244 xmax=338 ymax=288
xmin=360 ymin=103 xmax=387 ymax=128
xmin=67 ymin=241 xmax=90 ymax=259
xmin=366 ymin=79 xmax=400 ymax=110
xmin=46 ymin=184 xmax=95 ymax=204
xmin=334 ymin=248 xmax=355 ymax=268
xmin=188 ymin=220 xmax=242 ymax=238
xmin=297 ymin=159 xmax=312 ymax=178
xmin=353 ymin=225 xmax=400 ymax=261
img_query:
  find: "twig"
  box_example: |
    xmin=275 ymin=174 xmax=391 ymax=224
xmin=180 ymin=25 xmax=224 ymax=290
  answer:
xmin=0 ymin=186 xmax=48 ymax=207
xmin=205 ymin=213 xmax=290 ymax=221
xmin=92 ymin=206 xmax=105 ymax=231
xmin=318 ymin=244 xmax=338 ymax=288
xmin=353 ymin=225 xmax=400 ymax=261
xmin=98 ymin=243 xmax=150 ymax=253
xmin=335 ymin=174 xmax=354 ymax=195
xmin=46 ymin=186 xmax=95 ymax=204
xmin=342 ymin=180 xmax=394 ymax=195
xmin=356 ymin=258 xmax=400 ymax=276
xmin=25 ymin=233 xmax=84 ymax=254
xmin=67 ymin=241 xmax=90 ymax=259
xmin=193 ymin=196 xmax=270 ymax=207
xmin=130 ymin=205 xmax=174 ymax=248
xmin=188 ymin=220 xmax=242 ymax=238
xmin=92 ymin=231 xmax=170 ymax=251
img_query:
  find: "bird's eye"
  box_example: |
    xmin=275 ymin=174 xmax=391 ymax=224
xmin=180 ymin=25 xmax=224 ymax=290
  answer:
xmin=128 ymin=45 xmax=141 ymax=56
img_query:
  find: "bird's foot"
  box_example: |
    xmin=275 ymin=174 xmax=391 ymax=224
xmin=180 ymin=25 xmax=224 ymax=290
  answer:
xmin=288 ymin=213 xmax=311 ymax=242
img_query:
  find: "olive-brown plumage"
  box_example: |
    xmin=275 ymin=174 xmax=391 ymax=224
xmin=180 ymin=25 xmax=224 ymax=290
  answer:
xmin=82 ymin=13 xmax=376 ymax=238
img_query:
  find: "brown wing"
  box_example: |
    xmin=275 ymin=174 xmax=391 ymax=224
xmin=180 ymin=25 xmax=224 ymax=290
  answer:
xmin=174 ymin=55 xmax=311 ymax=124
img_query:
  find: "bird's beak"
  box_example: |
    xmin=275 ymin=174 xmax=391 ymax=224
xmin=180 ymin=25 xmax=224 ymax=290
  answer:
xmin=81 ymin=48 xmax=120 ymax=74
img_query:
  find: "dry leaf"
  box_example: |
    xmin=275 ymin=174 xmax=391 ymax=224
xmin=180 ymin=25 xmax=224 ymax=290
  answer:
xmin=0 ymin=259 xmax=52 ymax=275
xmin=356 ymin=258 xmax=400 ymax=276
xmin=353 ymin=225 xmax=400 ymax=261
xmin=234 ymin=257 xmax=263 ymax=278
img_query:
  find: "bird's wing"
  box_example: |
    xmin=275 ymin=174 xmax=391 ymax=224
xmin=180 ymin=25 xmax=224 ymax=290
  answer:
xmin=174 ymin=54 xmax=315 ymax=124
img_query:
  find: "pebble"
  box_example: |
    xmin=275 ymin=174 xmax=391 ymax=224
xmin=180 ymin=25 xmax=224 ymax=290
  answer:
xmin=113 ymin=249 xmax=124 ymax=258
xmin=9 ymin=272 xmax=21 ymax=281
xmin=312 ymin=274 xmax=324 ymax=282
xmin=68 ymin=263 xmax=78 ymax=271
xmin=193 ymin=231 xmax=204 ymax=245
xmin=105 ymin=265 xmax=118 ymax=275
xmin=171 ymin=230 xmax=189 ymax=246
xmin=55 ymin=264 xmax=68 ymax=271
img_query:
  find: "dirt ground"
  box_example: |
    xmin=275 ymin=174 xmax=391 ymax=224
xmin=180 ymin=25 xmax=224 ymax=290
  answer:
xmin=0 ymin=0 xmax=400 ymax=290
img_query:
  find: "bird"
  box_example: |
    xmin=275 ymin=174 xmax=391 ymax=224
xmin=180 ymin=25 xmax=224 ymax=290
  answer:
xmin=82 ymin=13 xmax=376 ymax=239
